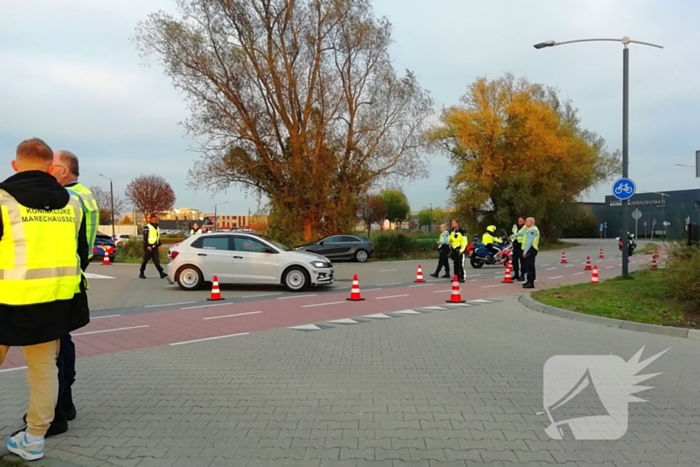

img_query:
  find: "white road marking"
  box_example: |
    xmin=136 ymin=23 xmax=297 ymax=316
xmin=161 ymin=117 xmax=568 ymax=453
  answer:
xmin=392 ymin=310 xmax=421 ymax=314
xmin=203 ymin=311 xmax=262 ymax=321
xmin=466 ymin=279 xmax=479 ymax=283
xmin=288 ymin=324 xmax=322 ymax=331
xmin=573 ymin=272 xmax=584 ymax=276
xmin=409 ymin=284 xmax=428 ymax=288
xmin=84 ymin=273 xmax=115 ymax=279
xmin=92 ymin=314 xmax=121 ymax=319
xmin=170 ymin=332 xmax=249 ymax=346
xmin=363 ymin=313 xmax=392 ymax=319
xmin=423 ymin=306 xmax=447 ymax=310
xmin=606 ymin=266 xmax=615 ymax=269
xmin=360 ymin=288 xmax=383 ymax=292
xmin=549 ymin=276 xmax=564 ymax=280
xmin=328 ymin=318 xmax=360 ymax=324
xmin=465 ymin=274 xmax=481 ymax=278
xmin=241 ymin=293 xmax=282 ymax=299
xmin=146 ymin=301 xmax=196 ymax=308
xmin=74 ymin=325 xmax=149 ymax=336
xmin=377 ymin=282 xmax=402 ymax=286
xmin=380 ymin=269 xmax=397 ymax=272
xmin=541 ymin=264 xmax=550 ymax=267
xmin=546 ymin=267 xmax=557 ymax=271
xmin=470 ymin=299 xmax=493 ymax=303
xmin=181 ymin=303 xmax=229 ymax=310
xmin=482 ymin=284 xmax=504 ymax=288
xmin=278 ymin=294 xmax=317 ymax=300
xmin=375 ymin=294 xmax=409 ymax=300
xmin=564 ymin=264 xmax=575 ymax=268
xmin=444 ymin=303 xmax=472 ymax=307
xmin=433 ymin=289 xmax=452 ymax=294
xmin=0 ymin=366 xmax=27 ymax=373
xmin=302 ymin=301 xmax=346 ymax=308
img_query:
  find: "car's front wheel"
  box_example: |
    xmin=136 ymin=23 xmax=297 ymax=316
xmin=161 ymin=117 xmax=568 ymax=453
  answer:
xmin=176 ymin=265 xmax=204 ymax=291
xmin=283 ymin=266 xmax=310 ymax=292
xmin=354 ymin=249 xmax=369 ymax=263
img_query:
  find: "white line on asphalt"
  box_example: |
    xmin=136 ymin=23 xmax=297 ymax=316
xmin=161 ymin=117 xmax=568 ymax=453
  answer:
xmin=549 ymin=276 xmax=564 ymax=280
xmin=241 ymin=293 xmax=282 ymax=299
xmin=375 ymin=294 xmax=409 ymax=300
xmin=278 ymin=294 xmax=317 ymax=300
xmin=546 ymin=267 xmax=557 ymax=271
xmin=541 ymin=264 xmax=550 ymax=267
xmin=380 ymin=269 xmax=397 ymax=272
xmin=145 ymin=301 xmax=196 ymax=308
xmin=433 ymin=289 xmax=452 ymax=294
xmin=482 ymin=284 xmax=504 ymax=289
xmin=564 ymin=264 xmax=575 ymax=268
xmin=74 ymin=325 xmax=149 ymax=336
xmin=465 ymin=274 xmax=481 ymax=278
xmin=169 ymin=332 xmax=250 ymax=346
xmin=203 ymin=311 xmax=262 ymax=321
xmin=181 ymin=303 xmax=229 ymax=310
xmin=377 ymin=282 xmax=402 ymax=286
xmin=573 ymin=272 xmax=584 ymax=276
xmin=409 ymin=284 xmax=428 ymax=288
xmin=0 ymin=366 xmax=27 ymax=373
xmin=606 ymin=266 xmax=615 ymax=269
xmin=92 ymin=314 xmax=121 ymax=319
xmin=360 ymin=288 xmax=383 ymax=292
xmin=466 ymin=279 xmax=479 ymax=283
xmin=302 ymin=301 xmax=346 ymax=308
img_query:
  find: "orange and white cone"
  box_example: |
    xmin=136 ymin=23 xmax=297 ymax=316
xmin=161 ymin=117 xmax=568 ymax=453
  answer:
xmin=414 ymin=264 xmax=425 ymax=283
xmin=584 ymin=256 xmax=592 ymax=271
xmin=591 ymin=265 xmax=599 ymax=284
xmin=502 ymin=259 xmax=513 ymax=284
xmin=347 ymin=274 xmax=365 ymax=301
xmin=651 ymin=254 xmax=658 ymax=270
xmin=598 ymin=248 xmax=605 ymax=259
xmin=446 ymin=275 xmax=466 ymax=303
xmin=207 ymin=275 xmax=223 ymax=301
xmin=560 ymin=251 xmax=568 ymax=264
xmin=102 ymin=251 xmax=111 ymax=265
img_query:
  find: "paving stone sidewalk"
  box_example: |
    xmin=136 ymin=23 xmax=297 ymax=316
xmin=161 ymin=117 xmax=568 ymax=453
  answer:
xmin=2 ymin=295 xmax=700 ymax=466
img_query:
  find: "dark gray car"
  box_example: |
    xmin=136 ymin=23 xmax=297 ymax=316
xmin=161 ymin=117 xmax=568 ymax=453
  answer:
xmin=294 ymin=235 xmax=374 ymax=262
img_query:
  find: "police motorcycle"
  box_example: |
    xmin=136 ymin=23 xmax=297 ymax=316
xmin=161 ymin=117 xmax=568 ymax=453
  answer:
xmin=616 ymin=233 xmax=637 ymax=256
xmin=466 ymin=234 xmax=513 ymax=269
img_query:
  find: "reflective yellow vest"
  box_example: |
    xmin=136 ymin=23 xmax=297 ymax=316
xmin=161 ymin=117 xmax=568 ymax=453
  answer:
xmin=146 ymin=224 xmax=161 ymax=246
xmin=66 ymin=182 xmax=99 ymax=258
xmin=0 ymin=189 xmax=83 ymax=306
xmin=512 ymin=224 xmax=525 ymax=244
xmin=448 ymin=229 xmax=468 ymax=253
xmin=522 ymin=226 xmax=540 ymax=251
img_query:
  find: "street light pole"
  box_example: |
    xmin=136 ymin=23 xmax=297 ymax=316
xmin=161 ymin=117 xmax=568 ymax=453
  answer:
xmin=98 ymin=173 xmax=115 ymax=238
xmin=533 ymin=36 xmax=663 ymax=278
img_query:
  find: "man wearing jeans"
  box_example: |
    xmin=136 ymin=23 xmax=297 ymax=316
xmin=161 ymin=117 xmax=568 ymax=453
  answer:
xmin=0 ymin=138 xmax=89 ymax=460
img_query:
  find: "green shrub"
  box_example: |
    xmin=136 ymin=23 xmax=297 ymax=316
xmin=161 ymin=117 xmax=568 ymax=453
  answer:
xmin=371 ymin=232 xmax=438 ymax=260
xmin=663 ymin=244 xmax=700 ymax=311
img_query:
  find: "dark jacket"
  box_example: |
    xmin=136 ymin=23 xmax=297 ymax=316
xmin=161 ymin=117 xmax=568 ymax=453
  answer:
xmin=0 ymin=171 xmax=90 ymax=346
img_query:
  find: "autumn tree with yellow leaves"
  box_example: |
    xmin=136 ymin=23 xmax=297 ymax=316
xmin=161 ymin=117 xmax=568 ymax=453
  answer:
xmin=428 ymin=74 xmax=619 ymax=240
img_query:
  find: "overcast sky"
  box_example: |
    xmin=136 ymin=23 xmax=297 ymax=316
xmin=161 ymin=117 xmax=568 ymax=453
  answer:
xmin=1 ymin=0 xmax=697 ymax=216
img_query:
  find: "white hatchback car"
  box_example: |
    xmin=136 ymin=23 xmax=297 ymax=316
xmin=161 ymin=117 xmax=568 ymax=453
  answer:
xmin=167 ymin=232 xmax=334 ymax=292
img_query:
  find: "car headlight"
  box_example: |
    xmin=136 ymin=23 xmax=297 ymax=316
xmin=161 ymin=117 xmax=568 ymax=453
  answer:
xmin=311 ymin=260 xmax=331 ymax=268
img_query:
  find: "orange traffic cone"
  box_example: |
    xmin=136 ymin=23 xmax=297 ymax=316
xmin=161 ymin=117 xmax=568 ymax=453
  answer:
xmin=560 ymin=252 xmax=568 ymax=264
xmin=347 ymin=274 xmax=365 ymax=301
xmin=102 ymin=251 xmax=111 ymax=265
xmin=446 ymin=276 xmax=466 ymax=303
xmin=651 ymin=254 xmax=658 ymax=270
xmin=598 ymin=248 xmax=605 ymax=259
xmin=502 ymin=259 xmax=513 ymax=284
xmin=584 ymin=256 xmax=592 ymax=271
xmin=414 ymin=264 xmax=425 ymax=283
xmin=591 ymin=265 xmax=599 ymax=284
xmin=207 ymin=275 xmax=223 ymax=301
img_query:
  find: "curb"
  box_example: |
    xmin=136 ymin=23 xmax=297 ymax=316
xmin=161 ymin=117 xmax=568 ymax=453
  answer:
xmin=518 ymin=294 xmax=700 ymax=340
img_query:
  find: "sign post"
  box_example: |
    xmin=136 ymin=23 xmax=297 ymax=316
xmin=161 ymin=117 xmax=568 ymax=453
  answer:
xmin=612 ymin=178 xmax=636 ymax=277
xmin=632 ymin=208 xmax=642 ymax=238
xmin=599 ymin=223 xmax=604 ymax=238
xmin=643 ymin=221 xmax=647 ymax=238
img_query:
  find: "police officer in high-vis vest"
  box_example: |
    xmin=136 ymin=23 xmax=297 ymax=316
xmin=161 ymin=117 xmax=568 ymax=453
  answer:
xmin=510 ymin=217 xmax=526 ymax=281
xmin=42 ymin=150 xmax=99 ymax=435
xmin=510 ymin=217 xmax=540 ymax=289
xmin=448 ymin=219 xmax=468 ymax=283
xmin=0 ymin=138 xmax=89 ymax=461
xmin=139 ymin=214 xmax=168 ymax=279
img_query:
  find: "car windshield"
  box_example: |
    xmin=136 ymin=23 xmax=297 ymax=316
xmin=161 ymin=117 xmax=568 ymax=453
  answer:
xmin=258 ymin=236 xmax=290 ymax=251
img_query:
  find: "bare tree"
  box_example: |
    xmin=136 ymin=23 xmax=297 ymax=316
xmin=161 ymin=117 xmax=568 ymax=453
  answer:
xmin=356 ymin=194 xmax=387 ymax=237
xmin=134 ymin=0 xmax=433 ymax=244
xmin=125 ymin=175 xmax=176 ymax=219
xmin=89 ymin=185 xmax=128 ymax=225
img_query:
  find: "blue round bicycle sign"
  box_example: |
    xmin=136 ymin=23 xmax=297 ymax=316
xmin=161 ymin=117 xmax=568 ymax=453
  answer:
xmin=612 ymin=178 xmax=636 ymax=201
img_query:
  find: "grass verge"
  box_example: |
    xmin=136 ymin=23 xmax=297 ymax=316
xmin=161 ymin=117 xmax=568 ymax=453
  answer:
xmin=532 ymin=269 xmax=695 ymax=327
xmin=637 ymin=242 xmax=660 ymax=254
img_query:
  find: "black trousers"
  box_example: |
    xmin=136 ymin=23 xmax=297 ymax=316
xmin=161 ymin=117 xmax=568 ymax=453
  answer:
xmin=521 ymin=248 xmax=538 ymax=284
xmin=512 ymin=242 xmax=522 ymax=276
xmin=140 ymin=247 xmax=164 ymax=273
xmin=451 ymin=249 xmax=465 ymax=281
xmin=435 ymin=246 xmax=450 ymax=276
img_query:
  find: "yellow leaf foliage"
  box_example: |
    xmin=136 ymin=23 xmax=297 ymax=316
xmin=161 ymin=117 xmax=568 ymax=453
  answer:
xmin=428 ymin=74 xmax=619 ymax=238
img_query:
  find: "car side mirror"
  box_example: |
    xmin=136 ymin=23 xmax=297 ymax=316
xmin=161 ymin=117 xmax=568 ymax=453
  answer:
xmin=261 ymin=247 xmax=276 ymax=254
xmin=318 ymin=241 xmax=324 ymax=245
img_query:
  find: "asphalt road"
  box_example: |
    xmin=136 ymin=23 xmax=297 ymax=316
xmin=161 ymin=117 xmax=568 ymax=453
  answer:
xmin=85 ymin=238 xmax=651 ymax=312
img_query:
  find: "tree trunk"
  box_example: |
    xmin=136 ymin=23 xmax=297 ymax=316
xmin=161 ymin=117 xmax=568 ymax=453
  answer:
xmin=303 ymin=217 xmax=314 ymax=242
